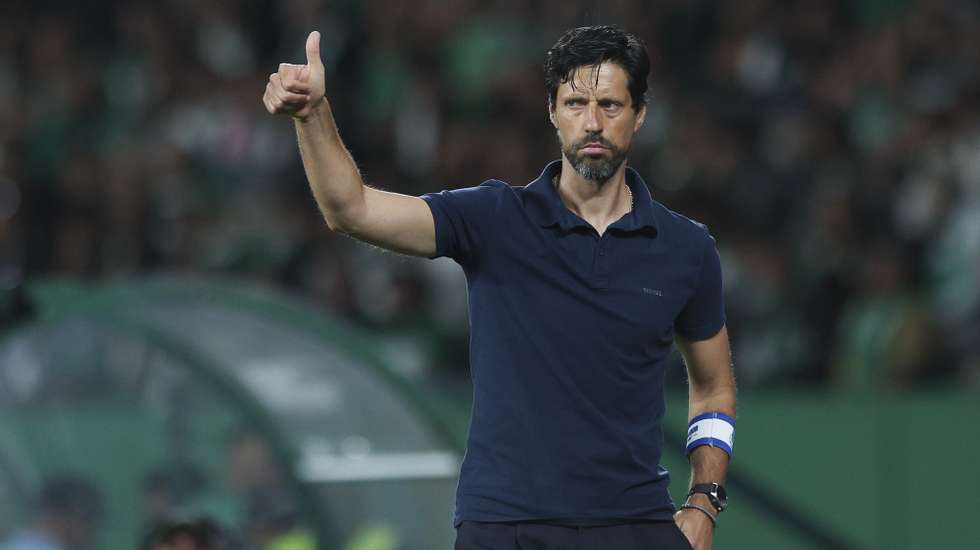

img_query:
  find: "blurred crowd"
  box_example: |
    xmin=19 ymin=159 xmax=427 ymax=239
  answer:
xmin=1 ymin=0 xmax=978 ymax=390
xmin=0 ymin=431 xmax=346 ymax=549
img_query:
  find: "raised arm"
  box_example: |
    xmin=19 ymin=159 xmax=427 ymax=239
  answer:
xmin=262 ymin=31 xmax=437 ymax=258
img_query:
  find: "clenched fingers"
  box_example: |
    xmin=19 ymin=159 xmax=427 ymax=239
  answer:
xmin=277 ymin=63 xmax=312 ymax=89
xmin=270 ymin=74 xmax=309 ymax=105
xmin=271 ymin=68 xmax=312 ymax=98
xmin=265 ymin=74 xmax=309 ymax=113
xmin=262 ymin=89 xmax=275 ymax=114
xmin=282 ymin=78 xmax=312 ymax=94
xmin=277 ymin=62 xmax=304 ymax=79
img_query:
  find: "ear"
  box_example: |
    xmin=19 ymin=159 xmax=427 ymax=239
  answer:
xmin=548 ymin=102 xmax=557 ymax=128
xmin=633 ymin=103 xmax=647 ymax=133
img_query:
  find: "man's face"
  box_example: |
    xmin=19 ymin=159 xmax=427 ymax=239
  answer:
xmin=551 ymin=62 xmax=646 ymax=184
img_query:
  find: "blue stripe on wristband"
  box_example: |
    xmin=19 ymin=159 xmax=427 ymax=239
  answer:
xmin=689 ymin=411 xmax=736 ymax=425
xmin=686 ymin=436 xmax=733 ymax=456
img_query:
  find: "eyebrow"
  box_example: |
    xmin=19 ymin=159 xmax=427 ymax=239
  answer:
xmin=562 ymin=80 xmax=625 ymax=101
xmin=562 ymin=93 xmax=626 ymax=105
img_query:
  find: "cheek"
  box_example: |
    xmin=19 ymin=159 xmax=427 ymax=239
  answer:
xmin=612 ymin=118 xmax=638 ymax=143
xmin=555 ymin=123 xmax=575 ymax=144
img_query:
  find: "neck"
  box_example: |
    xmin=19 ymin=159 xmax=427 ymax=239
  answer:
xmin=554 ymin=158 xmax=632 ymax=228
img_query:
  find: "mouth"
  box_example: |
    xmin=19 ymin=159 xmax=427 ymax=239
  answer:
xmin=579 ymin=142 xmax=609 ymax=154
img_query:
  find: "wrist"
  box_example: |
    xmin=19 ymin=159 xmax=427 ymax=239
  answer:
xmin=677 ymin=503 xmax=717 ymax=527
xmin=688 ymin=482 xmax=728 ymax=513
xmin=292 ymin=97 xmax=328 ymax=124
xmin=686 ymin=492 xmax=714 ymax=509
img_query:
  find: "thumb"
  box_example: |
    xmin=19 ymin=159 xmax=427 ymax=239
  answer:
xmin=305 ymin=31 xmax=322 ymax=68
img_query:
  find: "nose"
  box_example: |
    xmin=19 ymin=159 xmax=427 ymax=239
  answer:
xmin=583 ymin=102 xmax=602 ymax=133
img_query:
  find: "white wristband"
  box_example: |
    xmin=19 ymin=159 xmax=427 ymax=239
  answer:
xmin=686 ymin=412 xmax=735 ymax=456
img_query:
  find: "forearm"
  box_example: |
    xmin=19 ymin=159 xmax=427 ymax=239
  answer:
xmin=687 ymin=377 xmax=736 ymax=484
xmin=675 ymin=377 xmax=735 ymax=549
xmin=688 ymin=442 xmax=729 ymax=488
xmin=688 ymin=381 xmax=736 ymax=430
xmin=294 ymin=100 xmax=365 ymax=232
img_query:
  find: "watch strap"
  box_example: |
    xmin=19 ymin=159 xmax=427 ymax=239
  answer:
xmin=688 ymin=483 xmax=726 ymax=513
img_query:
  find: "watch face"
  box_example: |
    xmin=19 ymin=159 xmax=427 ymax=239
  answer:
xmin=713 ymin=484 xmax=728 ymax=506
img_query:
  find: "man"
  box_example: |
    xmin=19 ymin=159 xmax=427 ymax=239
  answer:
xmin=1 ymin=476 xmax=103 ymax=550
xmin=264 ymin=25 xmax=736 ymax=550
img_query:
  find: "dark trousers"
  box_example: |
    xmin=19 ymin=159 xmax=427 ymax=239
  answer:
xmin=454 ymin=520 xmax=693 ymax=550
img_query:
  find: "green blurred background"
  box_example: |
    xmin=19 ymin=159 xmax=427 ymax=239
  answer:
xmin=1 ymin=0 xmax=979 ymax=548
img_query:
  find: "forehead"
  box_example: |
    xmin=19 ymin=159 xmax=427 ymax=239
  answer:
xmin=557 ymin=62 xmax=631 ymax=100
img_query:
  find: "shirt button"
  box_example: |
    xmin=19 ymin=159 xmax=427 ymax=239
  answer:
xmin=599 ymin=250 xmax=606 ymax=256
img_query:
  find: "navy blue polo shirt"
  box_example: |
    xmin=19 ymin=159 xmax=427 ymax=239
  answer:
xmin=420 ymin=160 xmax=726 ymax=527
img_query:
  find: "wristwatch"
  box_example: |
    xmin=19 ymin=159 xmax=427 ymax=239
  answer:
xmin=688 ymin=483 xmax=728 ymax=513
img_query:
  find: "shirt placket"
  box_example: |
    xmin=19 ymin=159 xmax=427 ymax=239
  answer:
xmin=592 ymin=233 xmax=611 ymax=290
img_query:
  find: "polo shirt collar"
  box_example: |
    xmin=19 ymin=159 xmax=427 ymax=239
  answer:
xmin=524 ymin=159 xmax=659 ymax=235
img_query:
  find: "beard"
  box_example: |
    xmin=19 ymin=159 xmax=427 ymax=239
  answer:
xmin=560 ymin=132 xmax=628 ymax=185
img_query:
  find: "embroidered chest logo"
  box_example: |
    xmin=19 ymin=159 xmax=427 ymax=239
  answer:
xmin=642 ymin=287 xmax=663 ymax=297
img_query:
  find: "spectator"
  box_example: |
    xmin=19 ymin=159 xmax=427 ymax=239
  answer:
xmin=0 ymin=476 xmax=103 ymax=550
xmin=1 ymin=0 xmax=978 ymax=388
xmin=141 ymin=517 xmax=230 ymax=550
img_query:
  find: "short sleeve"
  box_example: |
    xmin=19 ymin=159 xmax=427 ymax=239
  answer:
xmin=674 ymin=231 xmax=726 ymax=341
xmin=420 ymin=181 xmax=501 ymax=267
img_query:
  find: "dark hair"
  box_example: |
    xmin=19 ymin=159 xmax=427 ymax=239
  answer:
xmin=543 ymin=25 xmax=650 ymax=111
xmin=142 ymin=517 xmax=228 ymax=550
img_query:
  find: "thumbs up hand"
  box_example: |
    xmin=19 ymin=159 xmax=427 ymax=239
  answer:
xmin=263 ymin=31 xmax=326 ymax=121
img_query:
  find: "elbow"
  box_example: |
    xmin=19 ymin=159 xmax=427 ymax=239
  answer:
xmin=323 ymin=202 xmax=358 ymax=235
xmin=317 ymin=188 xmax=365 ymax=235
xmin=324 ymin=214 xmax=355 ymax=237
xmin=323 ymin=214 xmax=345 ymax=233
xmin=325 ymin=193 xmax=367 ymax=235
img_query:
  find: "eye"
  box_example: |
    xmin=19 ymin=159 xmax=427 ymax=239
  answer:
xmin=565 ymin=98 xmax=587 ymax=107
xmin=599 ymin=100 xmax=623 ymax=111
